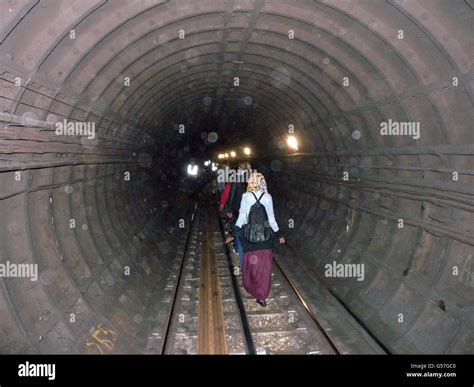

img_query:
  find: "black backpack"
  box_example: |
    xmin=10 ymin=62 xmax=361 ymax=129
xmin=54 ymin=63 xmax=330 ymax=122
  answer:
xmin=243 ymin=192 xmax=273 ymax=243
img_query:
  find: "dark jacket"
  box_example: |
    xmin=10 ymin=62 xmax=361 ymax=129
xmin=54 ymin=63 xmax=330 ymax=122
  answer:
xmin=228 ymin=181 xmax=247 ymax=213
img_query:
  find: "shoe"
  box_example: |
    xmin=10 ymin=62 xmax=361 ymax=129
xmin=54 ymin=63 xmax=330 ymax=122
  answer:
xmin=256 ymin=299 xmax=267 ymax=307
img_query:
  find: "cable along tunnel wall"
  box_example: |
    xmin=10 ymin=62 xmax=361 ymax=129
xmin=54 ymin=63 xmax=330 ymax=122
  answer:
xmin=0 ymin=0 xmax=473 ymax=354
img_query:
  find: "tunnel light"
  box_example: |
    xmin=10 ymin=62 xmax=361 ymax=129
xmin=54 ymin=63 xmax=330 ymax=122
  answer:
xmin=218 ymin=154 xmax=224 ymax=159
xmin=187 ymin=164 xmax=198 ymax=176
xmin=230 ymin=151 xmax=236 ymax=158
xmin=287 ymin=135 xmax=299 ymax=151
xmin=224 ymin=153 xmax=229 ymax=158
xmin=243 ymin=147 xmax=251 ymax=155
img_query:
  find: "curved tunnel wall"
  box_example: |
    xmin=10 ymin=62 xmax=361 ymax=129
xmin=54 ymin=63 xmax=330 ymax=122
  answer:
xmin=0 ymin=0 xmax=472 ymax=353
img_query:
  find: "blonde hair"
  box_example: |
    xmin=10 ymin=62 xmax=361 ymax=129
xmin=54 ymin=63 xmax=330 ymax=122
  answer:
xmin=247 ymin=172 xmax=267 ymax=193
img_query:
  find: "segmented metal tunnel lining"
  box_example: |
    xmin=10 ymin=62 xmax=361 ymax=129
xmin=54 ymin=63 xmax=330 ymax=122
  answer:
xmin=2 ymin=0 xmax=471 ymax=148
xmin=0 ymin=0 xmax=472 ymax=354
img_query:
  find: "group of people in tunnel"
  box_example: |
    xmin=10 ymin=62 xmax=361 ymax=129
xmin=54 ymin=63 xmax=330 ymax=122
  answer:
xmin=219 ymin=162 xmax=285 ymax=307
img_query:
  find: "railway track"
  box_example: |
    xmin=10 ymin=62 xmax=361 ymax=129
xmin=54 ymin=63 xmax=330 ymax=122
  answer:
xmin=157 ymin=196 xmax=349 ymax=355
xmin=217 ymin=218 xmax=340 ymax=355
xmin=159 ymin=201 xmax=202 ymax=354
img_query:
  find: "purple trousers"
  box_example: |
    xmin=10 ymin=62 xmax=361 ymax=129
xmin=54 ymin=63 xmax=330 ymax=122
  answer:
xmin=242 ymin=249 xmax=273 ymax=301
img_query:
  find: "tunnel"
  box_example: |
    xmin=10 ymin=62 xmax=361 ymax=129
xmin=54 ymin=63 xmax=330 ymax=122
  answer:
xmin=0 ymin=0 xmax=473 ymax=356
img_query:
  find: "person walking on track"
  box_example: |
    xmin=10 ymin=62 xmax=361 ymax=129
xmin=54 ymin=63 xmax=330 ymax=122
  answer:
xmin=220 ymin=161 xmax=252 ymax=266
xmin=226 ymin=172 xmax=285 ymax=307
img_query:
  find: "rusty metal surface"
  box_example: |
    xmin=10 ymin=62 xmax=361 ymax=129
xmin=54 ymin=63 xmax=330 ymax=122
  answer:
xmin=197 ymin=205 xmax=227 ymax=354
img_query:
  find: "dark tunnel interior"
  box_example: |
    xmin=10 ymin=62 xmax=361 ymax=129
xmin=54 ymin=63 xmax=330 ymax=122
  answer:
xmin=0 ymin=0 xmax=473 ymax=354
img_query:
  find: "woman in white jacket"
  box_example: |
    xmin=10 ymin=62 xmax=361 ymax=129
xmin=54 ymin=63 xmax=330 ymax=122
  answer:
xmin=226 ymin=172 xmax=285 ymax=307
